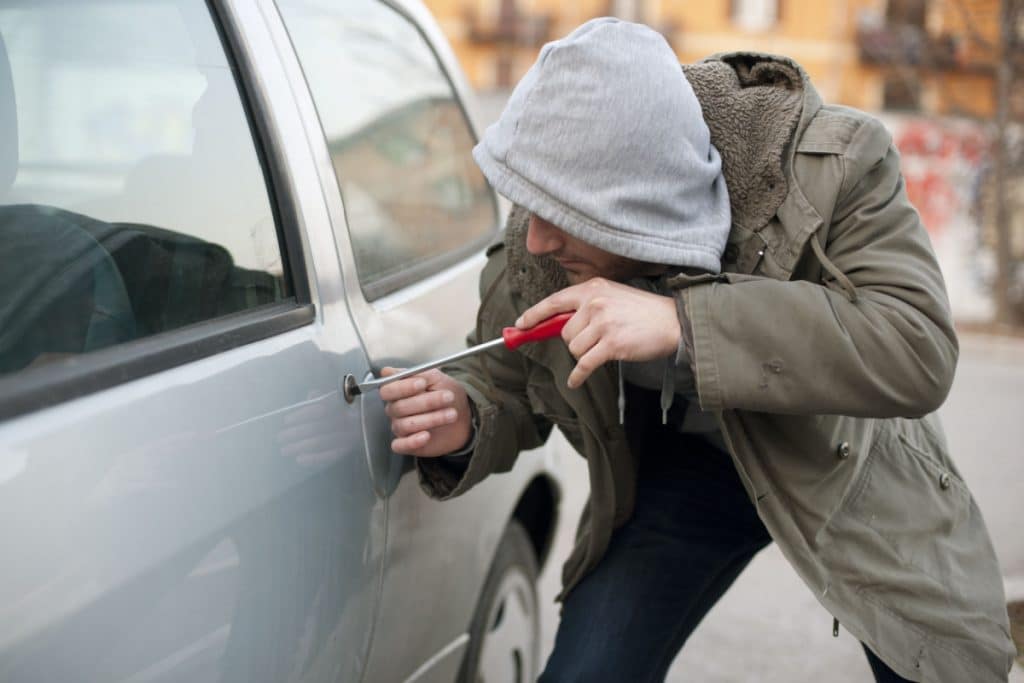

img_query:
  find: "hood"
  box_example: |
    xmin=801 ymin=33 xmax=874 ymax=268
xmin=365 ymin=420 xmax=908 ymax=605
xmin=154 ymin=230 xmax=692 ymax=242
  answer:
xmin=473 ymin=18 xmax=731 ymax=273
xmin=502 ymin=50 xmax=820 ymax=308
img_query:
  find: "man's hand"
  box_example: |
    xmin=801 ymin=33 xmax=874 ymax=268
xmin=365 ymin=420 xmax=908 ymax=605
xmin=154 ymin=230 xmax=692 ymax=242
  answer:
xmin=379 ymin=367 xmax=473 ymax=457
xmin=516 ymin=278 xmax=681 ymax=389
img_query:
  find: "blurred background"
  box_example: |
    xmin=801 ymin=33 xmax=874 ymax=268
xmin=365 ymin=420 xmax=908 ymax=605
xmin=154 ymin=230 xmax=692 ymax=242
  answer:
xmin=421 ymin=0 xmax=1024 ymax=680
xmin=427 ymin=0 xmax=1024 ymax=328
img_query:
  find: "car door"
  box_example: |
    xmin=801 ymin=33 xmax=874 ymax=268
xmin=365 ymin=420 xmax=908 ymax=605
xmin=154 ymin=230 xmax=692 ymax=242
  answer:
xmin=0 ymin=2 xmax=385 ymax=681
xmin=266 ymin=1 xmax=532 ymax=679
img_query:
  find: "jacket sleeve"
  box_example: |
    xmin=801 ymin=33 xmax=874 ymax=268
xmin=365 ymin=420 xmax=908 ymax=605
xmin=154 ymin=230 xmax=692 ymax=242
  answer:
xmin=416 ymin=248 xmax=551 ymax=500
xmin=677 ymin=118 xmax=958 ymax=418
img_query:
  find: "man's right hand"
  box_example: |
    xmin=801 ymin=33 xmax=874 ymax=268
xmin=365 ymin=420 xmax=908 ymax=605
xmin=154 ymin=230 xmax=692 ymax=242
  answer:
xmin=380 ymin=367 xmax=473 ymax=457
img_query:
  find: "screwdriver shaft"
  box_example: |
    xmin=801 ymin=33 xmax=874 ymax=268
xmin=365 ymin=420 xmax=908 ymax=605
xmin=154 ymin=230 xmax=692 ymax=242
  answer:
xmin=355 ymin=337 xmax=506 ymax=394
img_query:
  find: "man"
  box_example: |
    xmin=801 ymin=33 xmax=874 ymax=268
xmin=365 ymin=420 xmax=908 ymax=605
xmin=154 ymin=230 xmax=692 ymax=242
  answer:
xmin=380 ymin=18 xmax=1015 ymax=682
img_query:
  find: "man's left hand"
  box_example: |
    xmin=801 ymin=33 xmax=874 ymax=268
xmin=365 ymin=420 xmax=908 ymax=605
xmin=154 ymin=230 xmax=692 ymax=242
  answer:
xmin=516 ymin=278 xmax=681 ymax=389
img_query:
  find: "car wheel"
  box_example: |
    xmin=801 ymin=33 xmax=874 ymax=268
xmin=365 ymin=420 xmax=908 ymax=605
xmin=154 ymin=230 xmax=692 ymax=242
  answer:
xmin=459 ymin=519 xmax=540 ymax=683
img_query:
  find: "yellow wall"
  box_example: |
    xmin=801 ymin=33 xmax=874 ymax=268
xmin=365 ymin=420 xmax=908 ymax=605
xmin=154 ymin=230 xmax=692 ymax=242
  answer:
xmin=426 ymin=0 xmax=997 ymax=118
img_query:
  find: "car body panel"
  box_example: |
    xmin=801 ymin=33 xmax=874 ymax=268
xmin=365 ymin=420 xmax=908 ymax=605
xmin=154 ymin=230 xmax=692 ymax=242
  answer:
xmin=0 ymin=323 xmax=383 ymax=682
xmin=0 ymin=1 xmax=563 ymax=681
xmin=252 ymin=2 xmax=564 ymax=679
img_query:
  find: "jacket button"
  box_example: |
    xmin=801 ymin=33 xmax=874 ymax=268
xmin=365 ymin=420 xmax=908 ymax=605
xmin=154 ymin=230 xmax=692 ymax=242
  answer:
xmin=837 ymin=441 xmax=851 ymax=459
xmin=939 ymin=472 xmax=951 ymax=490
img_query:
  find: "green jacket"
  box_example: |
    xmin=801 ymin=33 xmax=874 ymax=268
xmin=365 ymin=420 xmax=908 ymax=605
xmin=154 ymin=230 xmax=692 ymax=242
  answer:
xmin=419 ymin=53 xmax=1015 ymax=681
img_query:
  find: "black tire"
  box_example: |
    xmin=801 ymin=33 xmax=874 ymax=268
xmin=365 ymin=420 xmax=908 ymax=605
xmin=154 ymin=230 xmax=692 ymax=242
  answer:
xmin=458 ymin=519 xmax=541 ymax=683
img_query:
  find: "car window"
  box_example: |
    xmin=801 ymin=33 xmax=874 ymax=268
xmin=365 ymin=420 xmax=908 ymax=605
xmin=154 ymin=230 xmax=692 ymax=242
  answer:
xmin=275 ymin=0 xmax=498 ymax=301
xmin=0 ymin=1 xmax=287 ymax=378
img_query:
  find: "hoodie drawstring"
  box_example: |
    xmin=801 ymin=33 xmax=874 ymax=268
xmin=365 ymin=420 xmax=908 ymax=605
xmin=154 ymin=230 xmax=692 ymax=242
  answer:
xmin=809 ymin=232 xmax=858 ymax=303
xmin=617 ymin=360 xmax=626 ymax=425
xmin=617 ymin=358 xmax=676 ymax=426
xmin=660 ymin=356 xmax=675 ymax=425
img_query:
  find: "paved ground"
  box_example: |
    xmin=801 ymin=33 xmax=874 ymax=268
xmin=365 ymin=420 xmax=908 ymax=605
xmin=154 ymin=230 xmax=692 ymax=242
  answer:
xmin=535 ymin=332 xmax=1024 ymax=681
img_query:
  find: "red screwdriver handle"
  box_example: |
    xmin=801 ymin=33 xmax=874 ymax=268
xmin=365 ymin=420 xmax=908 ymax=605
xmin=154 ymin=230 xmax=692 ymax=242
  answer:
xmin=501 ymin=312 xmax=574 ymax=351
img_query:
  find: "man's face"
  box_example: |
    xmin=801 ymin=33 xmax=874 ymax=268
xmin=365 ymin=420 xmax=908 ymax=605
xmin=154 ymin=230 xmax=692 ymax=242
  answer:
xmin=525 ymin=214 xmax=660 ymax=284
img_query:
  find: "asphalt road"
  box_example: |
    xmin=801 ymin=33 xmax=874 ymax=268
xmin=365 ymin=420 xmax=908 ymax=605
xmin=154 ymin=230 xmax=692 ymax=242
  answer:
xmin=535 ymin=332 xmax=1024 ymax=681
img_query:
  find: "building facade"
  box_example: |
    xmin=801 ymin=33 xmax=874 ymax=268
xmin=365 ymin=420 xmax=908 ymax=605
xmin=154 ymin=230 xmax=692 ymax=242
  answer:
xmin=425 ymin=0 xmax=1006 ymax=119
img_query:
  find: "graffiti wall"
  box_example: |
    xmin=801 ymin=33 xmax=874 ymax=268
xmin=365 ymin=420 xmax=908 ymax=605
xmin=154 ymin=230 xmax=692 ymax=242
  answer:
xmin=886 ymin=116 xmax=987 ymax=236
xmin=881 ymin=114 xmax=996 ymax=321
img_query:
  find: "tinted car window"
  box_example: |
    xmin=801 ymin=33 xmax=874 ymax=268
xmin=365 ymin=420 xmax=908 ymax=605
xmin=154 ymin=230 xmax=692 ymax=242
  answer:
xmin=0 ymin=2 xmax=286 ymax=377
xmin=276 ymin=0 xmax=498 ymax=300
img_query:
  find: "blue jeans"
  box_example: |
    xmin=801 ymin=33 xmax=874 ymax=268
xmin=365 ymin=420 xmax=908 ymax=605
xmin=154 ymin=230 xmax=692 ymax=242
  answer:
xmin=540 ymin=387 xmax=910 ymax=682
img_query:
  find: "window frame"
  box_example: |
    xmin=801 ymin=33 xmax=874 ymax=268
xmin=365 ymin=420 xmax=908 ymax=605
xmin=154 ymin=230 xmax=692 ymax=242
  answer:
xmin=275 ymin=0 xmax=500 ymax=303
xmin=730 ymin=0 xmax=781 ymax=32
xmin=0 ymin=0 xmax=315 ymax=422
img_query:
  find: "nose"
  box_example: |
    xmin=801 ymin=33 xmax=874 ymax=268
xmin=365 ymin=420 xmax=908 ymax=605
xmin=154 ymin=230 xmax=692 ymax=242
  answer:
xmin=526 ymin=214 xmax=564 ymax=256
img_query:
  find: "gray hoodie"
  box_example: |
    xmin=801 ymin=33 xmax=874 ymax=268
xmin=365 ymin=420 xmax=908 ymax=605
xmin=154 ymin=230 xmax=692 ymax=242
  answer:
xmin=472 ymin=17 xmax=731 ymax=272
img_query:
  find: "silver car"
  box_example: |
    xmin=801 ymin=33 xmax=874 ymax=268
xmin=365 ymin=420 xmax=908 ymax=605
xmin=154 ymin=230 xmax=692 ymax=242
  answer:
xmin=0 ymin=1 xmax=563 ymax=681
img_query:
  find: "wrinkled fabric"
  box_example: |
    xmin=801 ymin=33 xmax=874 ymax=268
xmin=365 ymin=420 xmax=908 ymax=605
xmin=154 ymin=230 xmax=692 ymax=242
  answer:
xmin=418 ymin=52 xmax=1015 ymax=682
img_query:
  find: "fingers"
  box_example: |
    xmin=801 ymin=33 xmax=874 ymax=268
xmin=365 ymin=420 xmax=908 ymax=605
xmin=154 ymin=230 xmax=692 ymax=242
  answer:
xmin=391 ymin=430 xmax=432 ymax=455
xmin=378 ymin=367 xmax=427 ymax=402
xmin=389 ymin=405 xmax=460 ymax=438
xmin=517 ymin=277 xmax=617 ymax=331
xmin=562 ymin=304 xmax=620 ymax=387
xmin=385 ymin=386 xmax=455 ymax=419
xmin=377 ymin=367 xmax=470 ymax=457
xmin=565 ymin=315 xmax=601 ymax=360
xmin=517 ymin=286 xmax=610 ymax=389
xmin=379 ymin=368 xmax=458 ymax=439
xmin=568 ymin=341 xmax=612 ymax=389
xmin=558 ymin=304 xmax=586 ymax=341
xmin=516 ymin=283 xmax=591 ymax=329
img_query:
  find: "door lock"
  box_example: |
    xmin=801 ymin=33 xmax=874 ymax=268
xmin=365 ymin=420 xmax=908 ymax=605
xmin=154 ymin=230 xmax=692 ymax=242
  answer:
xmin=342 ymin=374 xmax=359 ymax=404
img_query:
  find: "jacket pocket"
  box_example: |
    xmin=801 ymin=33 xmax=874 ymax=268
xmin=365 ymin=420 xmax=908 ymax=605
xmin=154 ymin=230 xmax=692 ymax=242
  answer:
xmin=840 ymin=422 xmax=970 ymax=587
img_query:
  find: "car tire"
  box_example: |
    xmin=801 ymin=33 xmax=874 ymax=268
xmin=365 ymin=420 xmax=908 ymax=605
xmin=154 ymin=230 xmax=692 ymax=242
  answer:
xmin=458 ymin=519 xmax=541 ymax=683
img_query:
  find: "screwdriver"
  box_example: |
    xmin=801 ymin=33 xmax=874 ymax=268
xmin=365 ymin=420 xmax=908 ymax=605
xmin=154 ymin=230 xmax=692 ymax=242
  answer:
xmin=347 ymin=312 xmax=573 ymax=397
